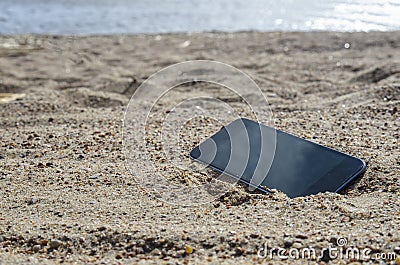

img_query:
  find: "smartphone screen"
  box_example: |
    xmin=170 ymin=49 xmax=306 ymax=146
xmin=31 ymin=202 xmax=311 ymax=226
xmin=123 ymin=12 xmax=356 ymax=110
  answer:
xmin=190 ymin=118 xmax=366 ymax=198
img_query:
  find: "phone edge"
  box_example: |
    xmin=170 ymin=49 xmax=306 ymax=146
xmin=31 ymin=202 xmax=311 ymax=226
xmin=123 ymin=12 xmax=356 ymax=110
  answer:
xmin=189 ymin=154 xmax=272 ymax=194
xmin=334 ymin=158 xmax=367 ymax=193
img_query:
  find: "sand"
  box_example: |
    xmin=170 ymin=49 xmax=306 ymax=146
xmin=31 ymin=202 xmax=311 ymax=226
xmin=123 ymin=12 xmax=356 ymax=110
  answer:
xmin=0 ymin=32 xmax=399 ymax=264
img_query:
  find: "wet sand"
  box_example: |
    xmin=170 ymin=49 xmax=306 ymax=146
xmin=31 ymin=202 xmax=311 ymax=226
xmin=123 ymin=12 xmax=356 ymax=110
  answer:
xmin=0 ymin=32 xmax=399 ymax=264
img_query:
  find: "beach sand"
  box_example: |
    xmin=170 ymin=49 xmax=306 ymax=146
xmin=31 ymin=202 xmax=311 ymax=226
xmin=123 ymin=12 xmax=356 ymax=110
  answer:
xmin=0 ymin=32 xmax=399 ymax=264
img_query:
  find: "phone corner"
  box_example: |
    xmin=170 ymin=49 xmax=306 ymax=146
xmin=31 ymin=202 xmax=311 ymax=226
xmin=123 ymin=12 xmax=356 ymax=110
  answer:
xmin=358 ymin=158 xmax=367 ymax=172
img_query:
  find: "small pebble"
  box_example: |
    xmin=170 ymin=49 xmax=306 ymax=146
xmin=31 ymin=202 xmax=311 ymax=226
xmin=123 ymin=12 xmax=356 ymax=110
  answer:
xmin=27 ymin=198 xmax=37 ymax=205
xmin=295 ymin=233 xmax=308 ymax=239
xmin=292 ymin=242 xmax=302 ymax=248
xmin=49 ymin=240 xmax=62 ymax=249
xmin=32 ymin=245 xmax=40 ymax=253
xmin=249 ymin=233 xmax=259 ymax=238
xmin=151 ymin=248 xmax=161 ymax=256
xmin=284 ymin=240 xmax=293 ymax=248
xmin=54 ymin=211 xmax=63 ymax=217
xmin=234 ymin=247 xmax=244 ymax=256
xmin=185 ymin=245 xmax=193 ymax=254
xmin=394 ymin=246 xmax=400 ymax=254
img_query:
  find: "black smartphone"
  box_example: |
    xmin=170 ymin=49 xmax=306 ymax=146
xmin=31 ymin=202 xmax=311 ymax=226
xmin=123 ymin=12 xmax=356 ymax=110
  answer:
xmin=190 ymin=118 xmax=366 ymax=198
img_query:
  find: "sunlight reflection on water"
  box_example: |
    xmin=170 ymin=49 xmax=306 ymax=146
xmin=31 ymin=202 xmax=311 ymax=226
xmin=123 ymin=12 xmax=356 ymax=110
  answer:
xmin=0 ymin=0 xmax=399 ymax=34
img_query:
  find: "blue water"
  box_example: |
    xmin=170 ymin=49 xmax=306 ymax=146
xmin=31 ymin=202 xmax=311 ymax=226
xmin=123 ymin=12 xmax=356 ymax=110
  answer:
xmin=0 ymin=0 xmax=399 ymax=34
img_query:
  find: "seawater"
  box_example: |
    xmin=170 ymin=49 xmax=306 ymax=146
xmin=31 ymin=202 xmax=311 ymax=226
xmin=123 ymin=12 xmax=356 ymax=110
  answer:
xmin=0 ymin=0 xmax=399 ymax=34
